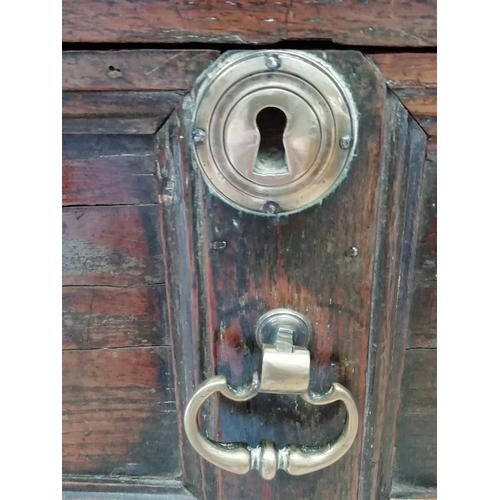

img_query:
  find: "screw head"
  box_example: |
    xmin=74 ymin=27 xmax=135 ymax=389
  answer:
xmin=263 ymin=201 xmax=279 ymax=215
xmin=192 ymin=128 xmax=206 ymax=144
xmin=339 ymin=135 xmax=352 ymax=150
xmin=345 ymin=246 xmax=359 ymax=258
xmin=212 ymin=241 xmax=227 ymax=251
xmin=265 ymin=55 xmax=281 ymax=70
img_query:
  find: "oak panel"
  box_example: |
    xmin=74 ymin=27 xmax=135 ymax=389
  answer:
xmin=62 ymin=91 xmax=183 ymax=117
xmin=413 ymin=154 xmax=437 ymax=282
xmin=158 ymin=50 xmax=427 ymax=499
xmin=62 ymin=50 xmax=219 ymax=91
xmin=368 ymin=53 xmax=437 ymax=138
xmin=62 ymin=205 xmax=164 ymax=286
xmin=63 ymin=1 xmax=436 ymax=47
xmin=63 ymin=285 xmax=168 ymax=350
xmin=393 ymin=349 xmax=437 ymax=489
xmin=62 ymin=347 xmax=179 ymax=476
xmin=62 ymin=91 xmax=184 ymax=135
xmin=408 ymin=282 xmax=437 ymax=349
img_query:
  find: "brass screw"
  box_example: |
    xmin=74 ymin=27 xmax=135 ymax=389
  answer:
xmin=192 ymin=129 xmax=206 ymax=144
xmin=263 ymin=201 xmax=279 ymax=215
xmin=340 ymin=135 xmax=352 ymax=150
xmin=345 ymin=246 xmax=359 ymax=258
xmin=265 ymin=55 xmax=281 ymax=70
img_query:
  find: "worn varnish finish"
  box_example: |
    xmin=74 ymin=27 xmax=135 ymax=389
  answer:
xmin=63 ymin=490 xmax=194 ymax=500
xmin=368 ymin=53 xmax=437 ymax=138
xmin=62 ymin=135 xmax=155 ymax=202
xmin=61 ymin=47 xmax=437 ymax=498
xmin=62 ymin=51 xmax=220 ymax=91
xmin=62 ymin=347 xmax=179 ymax=476
xmin=63 ymin=116 xmax=169 ymax=135
xmin=62 ymin=51 xmax=219 ymax=135
xmin=391 ymin=490 xmax=437 ymax=500
xmin=63 ymin=285 xmax=167 ymax=350
xmin=408 ymin=282 xmax=437 ymax=349
xmin=62 ymin=91 xmax=184 ymax=135
xmin=155 ymin=50 xmax=427 ymax=499
xmin=63 ymin=91 xmax=183 ymax=117
xmin=412 ymin=154 xmax=437 ymax=283
xmin=62 ymin=0 xmax=436 ymax=47
xmin=392 ymin=149 xmax=436 ymax=494
xmin=358 ymin=95 xmax=426 ymax=500
xmin=369 ymin=53 xmax=437 ymax=491
xmin=62 ymin=205 xmax=164 ymax=286
xmin=406 ymin=151 xmax=437 ymax=349
xmin=155 ymin=115 xmax=213 ymax=497
xmin=62 ymin=136 xmax=157 ymax=205
xmin=393 ymin=350 xmax=437 ymax=489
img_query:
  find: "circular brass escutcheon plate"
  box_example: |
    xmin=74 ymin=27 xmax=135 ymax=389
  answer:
xmin=192 ymin=50 xmax=357 ymax=216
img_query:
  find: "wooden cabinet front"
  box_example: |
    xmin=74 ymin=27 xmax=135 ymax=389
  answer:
xmin=62 ymin=4 xmax=437 ymax=498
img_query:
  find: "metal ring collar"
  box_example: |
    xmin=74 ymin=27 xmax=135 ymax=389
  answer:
xmin=184 ymin=374 xmax=358 ymax=480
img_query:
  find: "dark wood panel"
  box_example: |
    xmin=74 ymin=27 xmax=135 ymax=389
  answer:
xmin=62 ymin=347 xmax=180 ymax=476
xmin=368 ymin=53 xmax=437 ymax=138
xmin=62 ymin=0 xmax=437 ymax=47
xmin=62 ymin=50 xmax=219 ymax=91
xmin=407 ymin=281 xmax=437 ymax=348
xmin=154 ymin=115 xmax=208 ymax=496
xmin=394 ymin=88 xmax=437 ymax=136
xmin=367 ymin=53 xmax=437 ymax=89
xmin=427 ymin=135 xmax=437 ymax=154
xmin=62 ymin=475 xmax=193 ymax=497
xmin=371 ymin=54 xmax=438 ymax=351
xmin=62 ymin=91 xmax=184 ymax=135
xmin=390 ymin=483 xmax=437 ymax=499
xmin=62 ymin=134 xmax=157 ymax=204
xmin=393 ymin=349 xmax=437 ymax=489
xmin=62 ymin=205 xmax=164 ymax=286
xmin=63 ymin=488 xmax=193 ymax=500
xmin=407 ymin=152 xmax=437 ymax=349
xmin=63 ymin=134 xmax=154 ymax=160
xmin=63 ymin=285 xmax=167 ymax=350
xmin=63 ymin=91 xmax=183 ymax=117
xmin=158 ymin=51 xmax=427 ymax=500
xmin=359 ymin=93 xmax=427 ymax=500
xmin=413 ymin=154 xmax=437 ymax=282
xmin=63 ymin=158 xmax=157 ymax=206
xmin=62 ymin=116 xmax=166 ymax=135
xmin=63 ymin=490 xmax=193 ymax=500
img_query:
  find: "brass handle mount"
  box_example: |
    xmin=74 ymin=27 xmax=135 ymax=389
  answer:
xmin=184 ymin=309 xmax=359 ymax=479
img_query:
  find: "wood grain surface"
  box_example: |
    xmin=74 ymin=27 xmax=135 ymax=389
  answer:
xmin=63 ymin=490 xmax=194 ymax=500
xmin=62 ymin=0 xmax=437 ymax=47
xmin=393 ymin=350 xmax=437 ymax=489
xmin=62 ymin=51 xmax=220 ymax=91
xmin=63 ymin=135 xmax=157 ymax=205
xmin=368 ymin=53 xmax=437 ymax=139
xmin=157 ymin=50 xmax=427 ymax=499
xmin=62 ymin=347 xmax=180 ymax=476
xmin=62 ymin=91 xmax=184 ymax=135
xmin=358 ymin=92 xmax=426 ymax=500
xmin=62 ymin=205 xmax=164 ymax=286
xmin=407 ymin=150 xmax=436 ymax=349
xmin=60 ymin=47 xmax=437 ymax=498
xmin=63 ymin=285 xmax=168 ymax=350
xmin=62 ymin=51 xmax=219 ymax=134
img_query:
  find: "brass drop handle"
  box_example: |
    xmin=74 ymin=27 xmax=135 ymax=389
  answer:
xmin=184 ymin=309 xmax=359 ymax=479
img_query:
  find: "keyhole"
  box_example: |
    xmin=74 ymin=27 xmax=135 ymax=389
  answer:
xmin=253 ymin=107 xmax=289 ymax=176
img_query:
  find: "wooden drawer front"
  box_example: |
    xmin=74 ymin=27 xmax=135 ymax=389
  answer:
xmin=63 ymin=347 xmax=179 ymax=476
xmin=62 ymin=131 xmax=179 ymax=479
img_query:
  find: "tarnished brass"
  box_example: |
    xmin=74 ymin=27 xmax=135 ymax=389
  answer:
xmin=191 ymin=51 xmax=357 ymax=216
xmin=184 ymin=309 xmax=359 ymax=479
